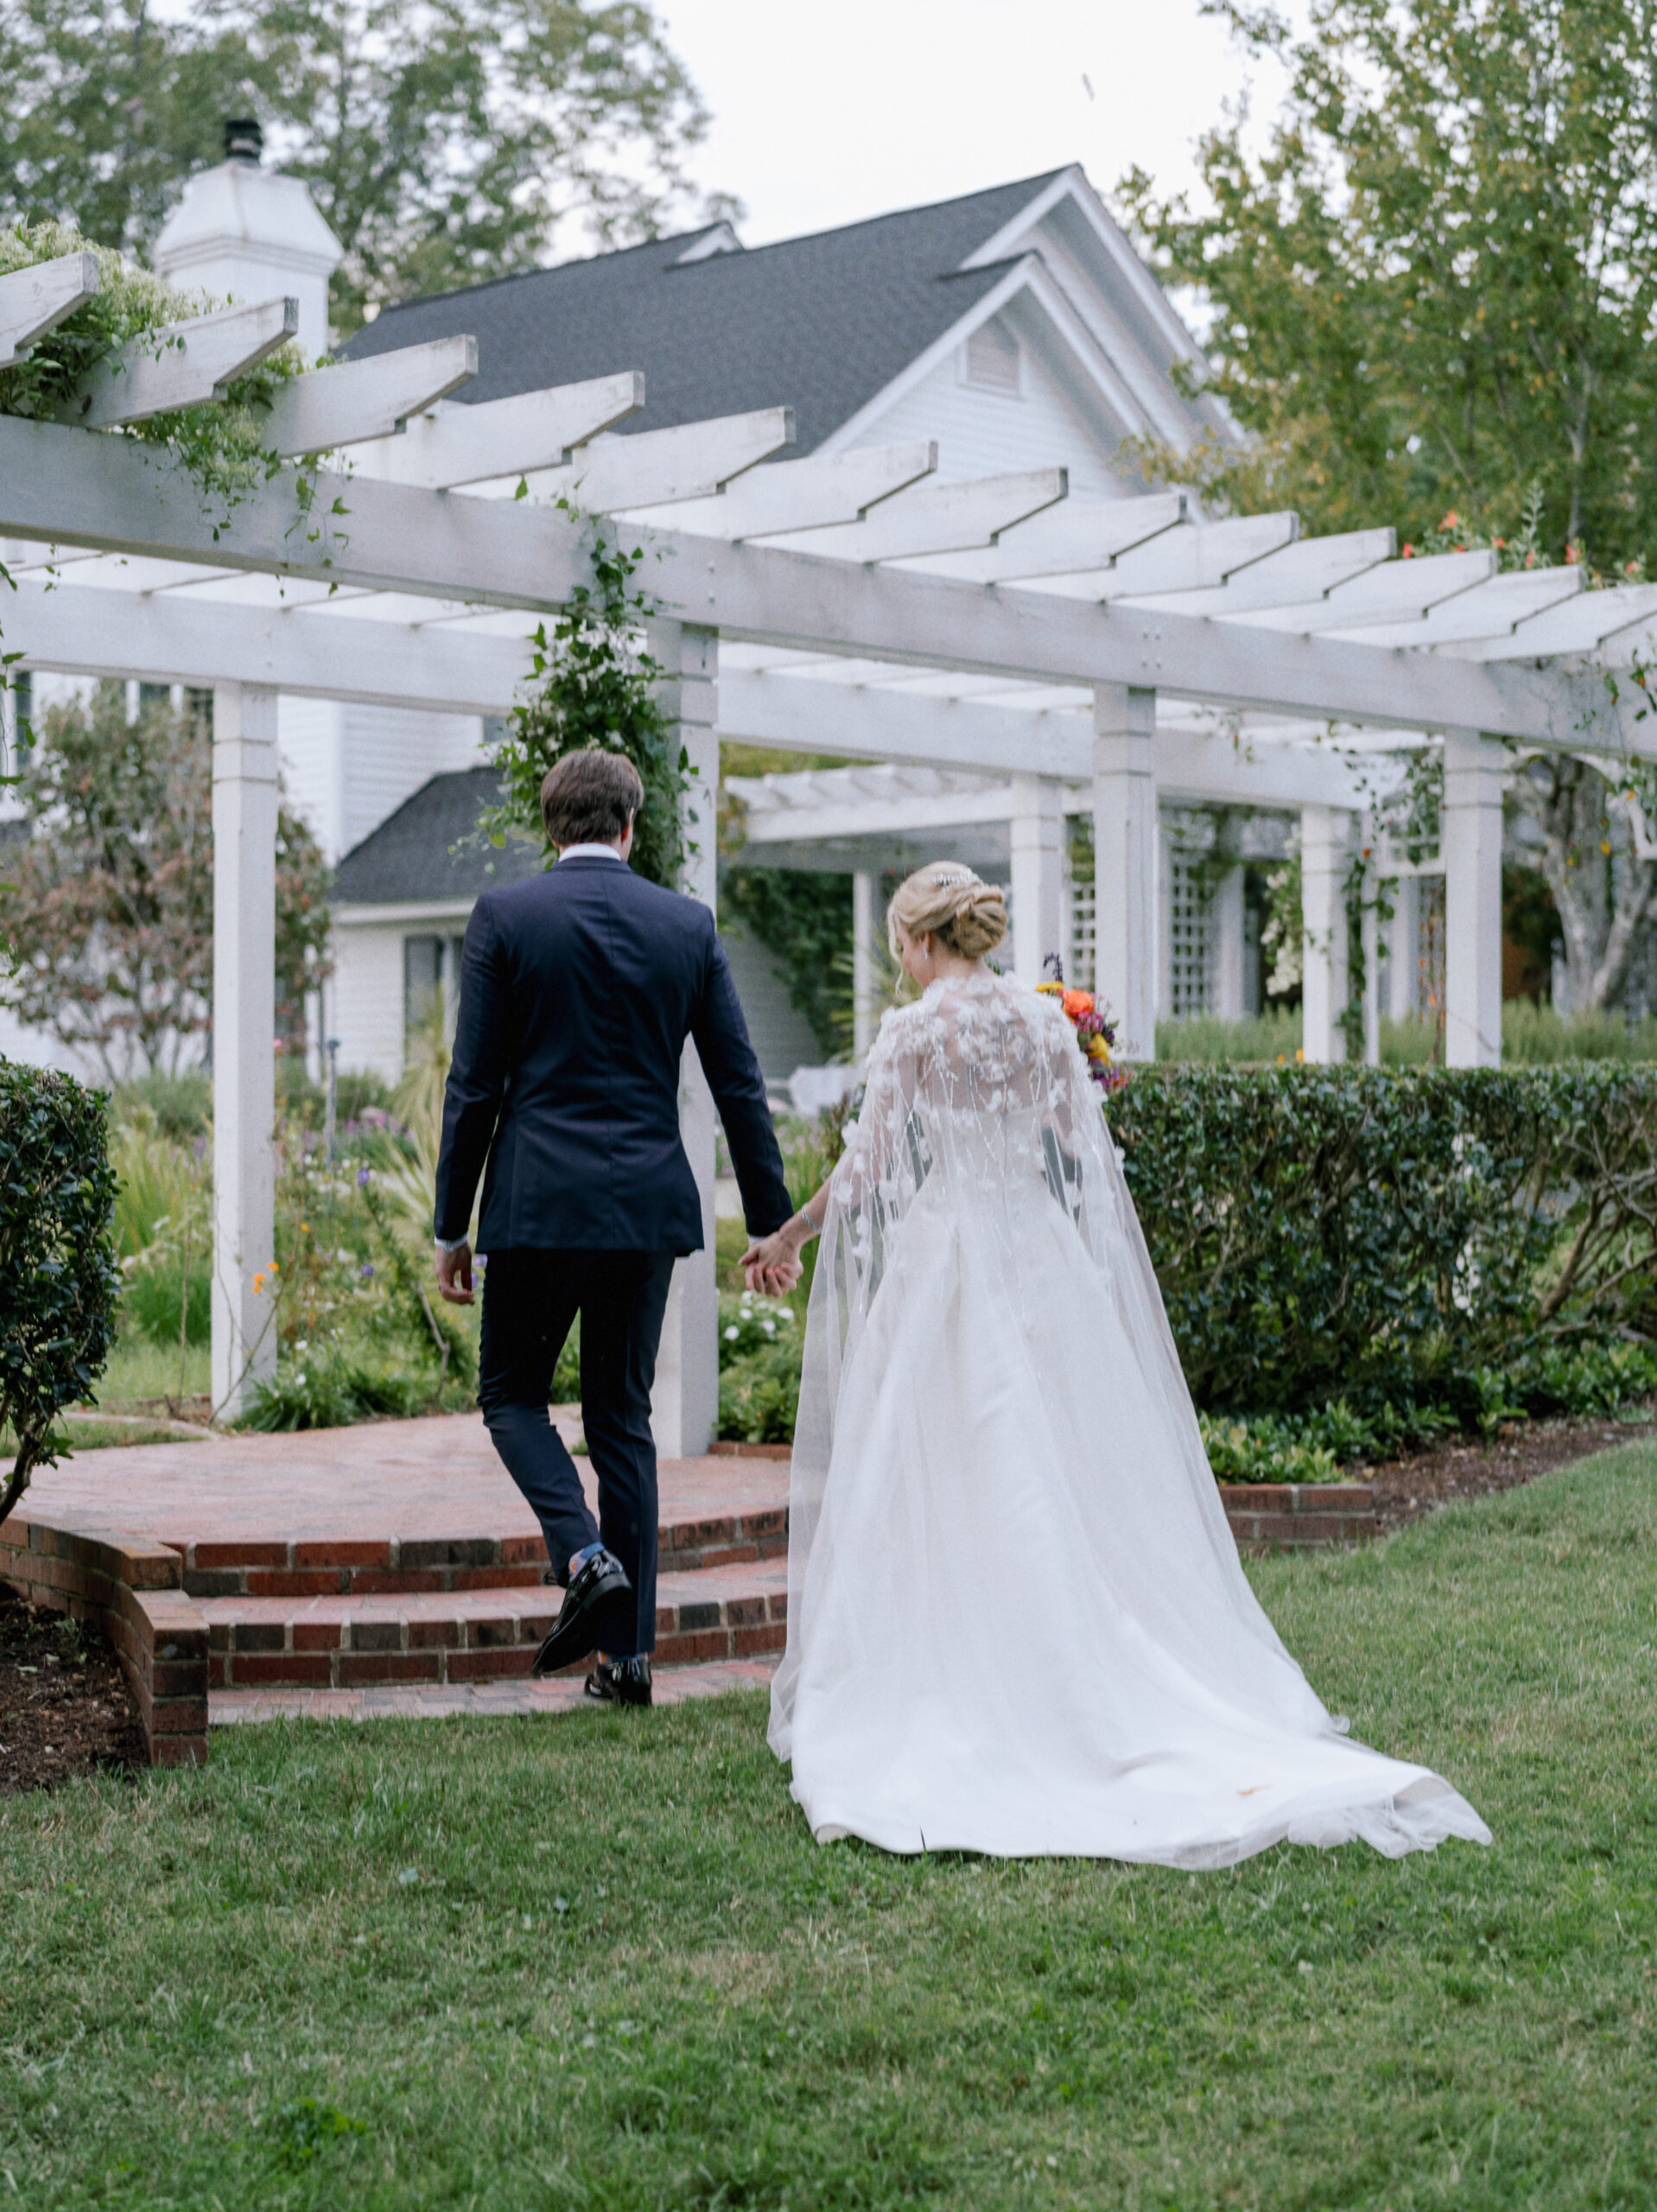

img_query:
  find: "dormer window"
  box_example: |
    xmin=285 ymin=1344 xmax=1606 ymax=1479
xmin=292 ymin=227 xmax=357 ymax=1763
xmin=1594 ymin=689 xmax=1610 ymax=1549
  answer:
xmin=964 ymin=320 xmax=1021 ymax=394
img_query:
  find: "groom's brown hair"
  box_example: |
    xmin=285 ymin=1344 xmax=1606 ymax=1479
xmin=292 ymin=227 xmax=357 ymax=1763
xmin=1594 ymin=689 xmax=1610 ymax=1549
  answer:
xmin=541 ymin=749 xmax=644 ymax=847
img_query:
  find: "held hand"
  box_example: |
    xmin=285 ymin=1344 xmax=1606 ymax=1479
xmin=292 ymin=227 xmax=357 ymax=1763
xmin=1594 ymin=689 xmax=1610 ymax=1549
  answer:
xmin=740 ymin=1222 xmax=805 ymax=1298
xmin=435 ymin=1241 xmax=474 ymax=1305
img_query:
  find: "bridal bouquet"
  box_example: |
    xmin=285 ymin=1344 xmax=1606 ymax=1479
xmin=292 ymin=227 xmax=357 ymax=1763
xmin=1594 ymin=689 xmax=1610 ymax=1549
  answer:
xmin=1038 ymin=956 xmax=1128 ymax=1092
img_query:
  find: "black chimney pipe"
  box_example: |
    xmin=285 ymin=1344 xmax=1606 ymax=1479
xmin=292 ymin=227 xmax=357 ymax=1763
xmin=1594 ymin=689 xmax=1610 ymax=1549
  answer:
xmin=224 ymin=118 xmax=263 ymax=165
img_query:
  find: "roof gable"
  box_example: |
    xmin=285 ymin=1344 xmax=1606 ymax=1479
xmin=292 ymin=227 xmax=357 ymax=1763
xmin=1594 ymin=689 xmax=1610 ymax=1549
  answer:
xmin=331 ymin=766 xmax=545 ymax=906
xmin=341 ymin=175 xmax=1066 ymax=456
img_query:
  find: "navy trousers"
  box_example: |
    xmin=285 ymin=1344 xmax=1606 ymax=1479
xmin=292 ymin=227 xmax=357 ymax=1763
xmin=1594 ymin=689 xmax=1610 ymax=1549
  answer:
xmin=478 ymin=1248 xmax=676 ymax=1660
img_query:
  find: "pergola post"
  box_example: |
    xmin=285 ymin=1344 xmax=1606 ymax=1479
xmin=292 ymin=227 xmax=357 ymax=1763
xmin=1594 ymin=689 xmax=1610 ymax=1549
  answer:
xmin=211 ymin=681 xmax=280 ymax=1417
xmin=1443 ymin=730 xmax=1504 ymax=1066
xmin=1361 ymin=889 xmax=1381 ymax=1065
xmin=648 ymin=620 xmax=720 ymax=1460
xmin=1301 ymin=804 xmax=1350 ymax=1064
xmin=1387 ymin=879 xmax=1420 ymax=1020
xmin=1092 ymin=683 xmax=1157 ymax=1059
xmin=1211 ymin=825 xmax=1246 ymax=1020
xmin=1009 ymin=772 xmax=1064 ymax=988
xmin=852 ymin=869 xmax=877 ymax=1061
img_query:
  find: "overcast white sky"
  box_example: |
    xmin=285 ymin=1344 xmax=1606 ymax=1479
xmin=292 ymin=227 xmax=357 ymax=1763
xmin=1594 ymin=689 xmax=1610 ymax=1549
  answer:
xmin=655 ymin=0 xmax=1275 ymax=244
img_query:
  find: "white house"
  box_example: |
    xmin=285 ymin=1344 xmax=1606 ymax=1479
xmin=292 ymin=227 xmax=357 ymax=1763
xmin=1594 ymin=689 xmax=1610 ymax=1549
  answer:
xmin=1 ymin=143 xmax=1400 ymax=1089
xmin=306 ymin=162 xmax=1264 ymax=1082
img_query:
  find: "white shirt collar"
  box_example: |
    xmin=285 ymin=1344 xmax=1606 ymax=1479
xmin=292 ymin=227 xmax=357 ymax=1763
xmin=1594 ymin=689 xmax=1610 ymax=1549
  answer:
xmin=557 ymin=842 xmax=627 ymax=863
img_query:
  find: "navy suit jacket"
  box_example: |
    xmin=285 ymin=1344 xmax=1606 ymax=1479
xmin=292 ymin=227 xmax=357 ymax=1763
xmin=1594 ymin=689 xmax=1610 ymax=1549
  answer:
xmin=434 ymin=855 xmax=793 ymax=1255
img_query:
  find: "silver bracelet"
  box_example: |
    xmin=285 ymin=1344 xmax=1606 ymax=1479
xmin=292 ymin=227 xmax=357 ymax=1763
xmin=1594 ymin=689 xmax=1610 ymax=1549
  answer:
xmin=792 ymin=1210 xmax=822 ymax=1242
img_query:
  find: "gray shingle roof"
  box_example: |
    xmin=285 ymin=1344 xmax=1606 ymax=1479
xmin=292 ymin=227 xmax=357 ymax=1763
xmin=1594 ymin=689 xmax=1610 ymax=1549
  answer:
xmin=340 ymin=174 xmax=1060 ymax=455
xmin=330 ymin=766 xmax=547 ymax=906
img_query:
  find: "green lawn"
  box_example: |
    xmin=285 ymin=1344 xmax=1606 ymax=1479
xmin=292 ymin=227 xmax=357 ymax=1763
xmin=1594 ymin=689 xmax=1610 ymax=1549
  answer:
xmin=4 ymin=1448 xmax=1657 ymax=2209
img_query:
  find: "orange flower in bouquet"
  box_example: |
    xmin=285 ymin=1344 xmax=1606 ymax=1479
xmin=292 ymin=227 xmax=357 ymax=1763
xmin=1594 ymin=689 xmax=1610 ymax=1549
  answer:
xmin=1037 ymin=957 xmax=1128 ymax=1092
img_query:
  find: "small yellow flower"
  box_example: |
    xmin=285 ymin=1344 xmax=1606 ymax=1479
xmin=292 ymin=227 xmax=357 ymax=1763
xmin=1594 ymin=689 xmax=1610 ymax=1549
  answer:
xmin=253 ymin=1273 xmax=264 ymax=1294
xmin=1295 ymin=1048 xmax=1305 ymax=1063
xmin=300 ymin=1220 xmax=310 ymax=1234
xmin=1601 ymin=840 xmax=1612 ymax=855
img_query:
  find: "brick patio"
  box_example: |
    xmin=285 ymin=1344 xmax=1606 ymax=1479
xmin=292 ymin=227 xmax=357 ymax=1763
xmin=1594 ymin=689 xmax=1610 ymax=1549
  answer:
xmin=3 ymin=1410 xmax=1375 ymax=1763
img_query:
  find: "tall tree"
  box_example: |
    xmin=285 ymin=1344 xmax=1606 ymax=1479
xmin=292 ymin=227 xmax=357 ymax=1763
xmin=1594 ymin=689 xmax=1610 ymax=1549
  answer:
xmin=1119 ymin=0 xmax=1657 ymax=1012
xmin=1119 ymin=0 xmax=1657 ymax=573
xmin=0 ymin=684 xmax=331 ymax=1079
xmin=0 ymin=0 xmax=254 ymax=257
xmin=0 ymin=0 xmax=727 ymax=331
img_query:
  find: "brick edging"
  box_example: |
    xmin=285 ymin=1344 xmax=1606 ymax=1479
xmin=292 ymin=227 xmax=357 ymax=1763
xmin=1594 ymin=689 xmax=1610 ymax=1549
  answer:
xmin=0 ymin=1514 xmax=207 ymax=1767
xmin=1219 ymin=1481 xmax=1379 ymax=1551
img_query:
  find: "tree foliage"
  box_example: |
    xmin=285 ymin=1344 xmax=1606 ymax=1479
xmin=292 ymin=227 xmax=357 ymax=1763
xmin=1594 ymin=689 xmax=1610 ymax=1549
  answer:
xmin=1118 ymin=0 xmax=1657 ymax=571
xmin=719 ymin=868 xmax=854 ymax=1059
xmin=0 ymin=683 xmax=331 ymax=1079
xmin=480 ymin=513 xmax=692 ymax=892
xmin=0 ymin=0 xmax=727 ymax=333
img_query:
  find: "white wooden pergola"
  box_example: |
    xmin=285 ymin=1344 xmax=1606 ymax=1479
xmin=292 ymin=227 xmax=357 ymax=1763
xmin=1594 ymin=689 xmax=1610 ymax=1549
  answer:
xmin=3 ymin=255 xmax=1654 ymax=1447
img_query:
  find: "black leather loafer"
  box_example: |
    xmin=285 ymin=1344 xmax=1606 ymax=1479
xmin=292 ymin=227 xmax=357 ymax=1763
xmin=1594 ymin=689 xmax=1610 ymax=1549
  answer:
xmin=585 ymin=1655 xmax=653 ymax=1707
xmin=531 ymin=1548 xmax=632 ymax=1677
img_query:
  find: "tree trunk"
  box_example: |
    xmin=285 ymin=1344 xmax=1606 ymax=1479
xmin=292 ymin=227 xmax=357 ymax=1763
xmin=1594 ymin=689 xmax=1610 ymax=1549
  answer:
xmin=1508 ymin=752 xmax=1657 ymax=1011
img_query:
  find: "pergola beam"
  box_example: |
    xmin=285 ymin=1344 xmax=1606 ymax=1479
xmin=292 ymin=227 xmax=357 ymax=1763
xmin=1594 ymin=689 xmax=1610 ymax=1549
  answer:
xmin=757 ymin=466 xmax=1069 ymax=562
xmin=717 ymin=668 xmax=1390 ymax=804
xmin=0 ymin=413 xmax=1628 ymax=748
xmin=4 ymin=572 xmax=1401 ymax=807
xmin=347 ymin=372 xmax=645 ymax=488
xmin=625 ymin=440 xmax=939 ymax=538
xmin=505 ymin=406 xmax=797 ymax=511
xmin=2 ymin=575 xmax=531 ymax=714
xmin=0 ymin=251 xmax=99 ymax=368
xmin=60 ymin=298 xmax=299 ymax=429
xmin=898 ymin=490 xmax=1186 ymax=582
xmin=260 ymin=335 xmax=479 ymax=456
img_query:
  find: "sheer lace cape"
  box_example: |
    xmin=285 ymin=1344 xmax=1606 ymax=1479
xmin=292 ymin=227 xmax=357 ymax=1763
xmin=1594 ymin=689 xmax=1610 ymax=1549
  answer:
xmin=770 ymin=969 xmax=1323 ymax=1751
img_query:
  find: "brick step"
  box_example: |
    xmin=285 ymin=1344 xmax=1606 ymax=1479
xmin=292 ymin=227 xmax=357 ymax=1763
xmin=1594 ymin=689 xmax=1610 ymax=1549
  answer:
xmin=211 ymin=1653 xmax=781 ymax=1729
xmin=1221 ymin=1482 xmax=1379 ymax=1552
xmin=199 ymin=1557 xmax=790 ymax=1689
xmin=177 ymin=1506 xmax=789 ymax=1599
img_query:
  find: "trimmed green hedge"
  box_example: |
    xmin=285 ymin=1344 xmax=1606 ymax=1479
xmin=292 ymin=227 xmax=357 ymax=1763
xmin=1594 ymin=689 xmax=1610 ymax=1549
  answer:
xmin=1108 ymin=1065 xmax=1657 ymax=1423
xmin=0 ymin=1060 xmax=120 ymax=1521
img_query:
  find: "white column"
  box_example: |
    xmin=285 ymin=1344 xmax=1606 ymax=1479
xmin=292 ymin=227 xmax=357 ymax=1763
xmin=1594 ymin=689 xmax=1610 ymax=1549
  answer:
xmin=852 ymin=869 xmax=877 ymax=1063
xmin=1212 ymin=855 xmax=1246 ymax=1020
xmin=1387 ymin=876 xmax=1420 ymax=1020
xmin=1361 ymin=884 xmax=1381 ymax=1065
xmin=1444 ymin=731 xmax=1504 ymax=1066
xmin=1301 ymin=804 xmax=1350 ymax=1065
xmin=211 ymin=682 xmax=280 ymax=1417
xmin=647 ymin=620 xmax=720 ymax=1460
xmin=1009 ymin=772 xmax=1064 ymax=989
xmin=1092 ymin=683 xmax=1157 ymax=1060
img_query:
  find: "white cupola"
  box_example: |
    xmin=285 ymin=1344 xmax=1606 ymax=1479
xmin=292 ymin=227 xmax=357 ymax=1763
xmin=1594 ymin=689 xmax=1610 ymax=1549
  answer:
xmin=153 ymin=119 xmax=343 ymax=361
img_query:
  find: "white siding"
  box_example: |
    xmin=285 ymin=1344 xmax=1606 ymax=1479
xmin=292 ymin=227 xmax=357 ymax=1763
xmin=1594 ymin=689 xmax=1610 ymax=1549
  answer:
xmin=330 ymin=921 xmax=408 ymax=1084
xmin=721 ymin=919 xmax=822 ymax=1084
xmin=339 ymin=706 xmax=487 ymax=856
xmin=849 ymin=321 xmax=1131 ymax=501
xmin=0 ymin=1002 xmax=94 ymax=1079
xmin=276 ymin=695 xmax=345 ymax=857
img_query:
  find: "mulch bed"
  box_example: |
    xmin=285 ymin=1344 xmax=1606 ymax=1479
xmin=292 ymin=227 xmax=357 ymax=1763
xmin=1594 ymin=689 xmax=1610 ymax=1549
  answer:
xmin=1363 ymin=1412 xmax=1654 ymax=1529
xmin=0 ymin=1588 xmax=146 ymax=1795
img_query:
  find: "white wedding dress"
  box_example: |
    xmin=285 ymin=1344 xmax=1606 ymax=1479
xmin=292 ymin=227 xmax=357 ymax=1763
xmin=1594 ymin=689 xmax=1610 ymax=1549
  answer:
xmin=768 ymin=970 xmax=1491 ymax=1866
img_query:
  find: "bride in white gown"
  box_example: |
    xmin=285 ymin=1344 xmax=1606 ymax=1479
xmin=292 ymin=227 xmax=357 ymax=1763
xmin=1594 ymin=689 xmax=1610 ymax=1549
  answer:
xmin=741 ymin=862 xmax=1490 ymax=1867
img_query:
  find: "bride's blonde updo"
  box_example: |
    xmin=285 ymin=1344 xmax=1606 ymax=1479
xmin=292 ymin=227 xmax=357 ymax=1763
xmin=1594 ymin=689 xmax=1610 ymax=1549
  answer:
xmin=886 ymin=862 xmax=1008 ymax=963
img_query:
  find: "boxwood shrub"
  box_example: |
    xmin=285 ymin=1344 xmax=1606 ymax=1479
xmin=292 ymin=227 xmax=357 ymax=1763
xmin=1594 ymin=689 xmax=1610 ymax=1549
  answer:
xmin=1108 ymin=1064 xmax=1657 ymax=1426
xmin=0 ymin=1060 xmax=121 ymax=1522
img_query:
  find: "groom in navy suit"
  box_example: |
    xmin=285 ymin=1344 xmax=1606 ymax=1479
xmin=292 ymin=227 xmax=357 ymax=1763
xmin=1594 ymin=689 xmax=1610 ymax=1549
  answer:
xmin=433 ymin=749 xmax=794 ymax=1707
